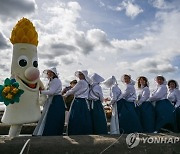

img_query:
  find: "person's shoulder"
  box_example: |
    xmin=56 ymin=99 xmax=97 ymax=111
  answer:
xmin=52 ymin=78 xmax=61 ymax=83
xmin=93 ymin=84 xmax=101 ymax=90
xmin=78 ymin=80 xmax=87 ymax=85
xmin=174 ymin=88 xmax=180 ymax=93
xmin=144 ymin=86 xmax=149 ymax=90
xmin=127 ymin=83 xmax=133 ymax=88
xmin=112 ymin=84 xmax=120 ymax=90
xmin=160 ymin=84 xmax=167 ymax=88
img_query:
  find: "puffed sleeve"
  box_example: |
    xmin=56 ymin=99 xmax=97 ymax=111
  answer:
xmin=137 ymin=87 xmax=150 ymax=105
xmin=149 ymin=85 xmax=167 ymax=101
xmin=120 ymin=84 xmax=131 ymax=99
xmin=175 ymin=89 xmax=180 ymax=108
xmin=41 ymin=78 xmax=61 ymax=95
xmin=64 ymin=81 xmax=82 ymax=97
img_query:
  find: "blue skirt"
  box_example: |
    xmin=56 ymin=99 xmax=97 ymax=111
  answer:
xmin=117 ymin=99 xmax=142 ymax=134
xmin=43 ymin=95 xmax=65 ymax=136
xmin=175 ymin=107 xmax=180 ymax=132
xmin=155 ymin=99 xmax=176 ymax=132
xmin=136 ymin=102 xmax=155 ymax=133
xmin=67 ymin=98 xmax=93 ymax=135
xmin=89 ymin=100 xmax=108 ymax=135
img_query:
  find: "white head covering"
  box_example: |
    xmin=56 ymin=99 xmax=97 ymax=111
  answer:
xmin=43 ymin=67 xmax=59 ymax=76
xmin=103 ymin=76 xmax=117 ymax=88
xmin=155 ymin=75 xmax=167 ymax=85
xmin=168 ymin=79 xmax=179 ymax=89
xmin=90 ymin=73 xmax=105 ymax=84
xmin=75 ymin=70 xmax=92 ymax=84
xmin=121 ymin=74 xmax=135 ymax=85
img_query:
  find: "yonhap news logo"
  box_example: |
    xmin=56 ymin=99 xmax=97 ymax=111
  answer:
xmin=126 ymin=133 xmax=140 ymax=148
xmin=126 ymin=133 xmax=180 ymax=148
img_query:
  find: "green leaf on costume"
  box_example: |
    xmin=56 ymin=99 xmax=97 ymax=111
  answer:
xmin=13 ymin=95 xmax=20 ymax=102
xmin=0 ymin=96 xmax=3 ymax=102
xmin=4 ymin=78 xmax=11 ymax=86
xmin=0 ymin=85 xmax=3 ymax=91
xmin=10 ymin=79 xmax=16 ymax=84
xmin=18 ymin=89 xmax=24 ymax=95
xmin=12 ymin=82 xmax=19 ymax=88
xmin=11 ymin=101 xmax=15 ymax=104
xmin=4 ymin=100 xmax=10 ymax=106
xmin=0 ymin=78 xmax=24 ymax=106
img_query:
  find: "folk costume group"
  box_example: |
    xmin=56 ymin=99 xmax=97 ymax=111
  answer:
xmin=33 ymin=67 xmax=180 ymax=136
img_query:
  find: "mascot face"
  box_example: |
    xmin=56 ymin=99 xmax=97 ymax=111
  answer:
xmin=10 ymin=17 xmax=40 ymax=91
xmin=12 ymin=43 xmax=39 ymax=91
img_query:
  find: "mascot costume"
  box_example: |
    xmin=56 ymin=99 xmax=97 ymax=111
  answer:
xmin=1 ymin=17 xmax=44 ymax=137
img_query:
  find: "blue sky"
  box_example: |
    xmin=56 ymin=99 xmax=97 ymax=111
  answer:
xmin=0 ymin=0 xmax=180 ymax=91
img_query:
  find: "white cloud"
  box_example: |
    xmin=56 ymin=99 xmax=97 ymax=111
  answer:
xmin=98 ymin=56 xmax=106 ymax=61
xmin=67 ymin=1 xmax=81 ymax=12
xmin=149 ymin=0 xmax=166 ymax=9
xmin=43 ymin=60 xmax=59 ymax=68
xmin=111 ymin=36 xmax=153 ymax=52
xmin=61 ymin=55 xmax=76 ymax=65
xmin=0 ymin=0 xmax=180 ymax=88
xmin=148 ymin=0 xmax=175 ymax=9
xmin=123 ymin=1 xmax=143 ymax=18
xmin=117 ymin=57 xmax=178 ymax=74
xmin=115 ymin=0 xmax=143 ymax=19
xmin=0 ymin=0 xmax=36 ymax=21
xmin=0 ymin=31 xmax=10 ymax=49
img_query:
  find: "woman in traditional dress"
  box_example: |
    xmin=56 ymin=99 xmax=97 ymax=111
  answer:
xmin=63 ymin=70 xmax=92 ymax=135
xmin=116 ymin=74 xmax=142 ymax=134
xmin=136 ymin=76 xmax=155 ymax=133
xmin=167 ymin=79 xmax=180 ymax=132
xmin=88 ymin=73 xmax=108 ymax=134
xmin=104 ymin=76 xmax=122 ymax=134
xmin=149 ymin=75 xmax=176 ymax=132
xmin=33 ymin=67 xmax=65 ymax=136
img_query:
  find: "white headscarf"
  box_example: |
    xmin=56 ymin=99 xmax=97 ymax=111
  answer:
xmin=167 ymin=79 xmax=179 ymax=89
xmin=155 ymin=75 xmax=167 ymax=85
xmin=75 ymin=70 xmax=92 ymax=84
xmin=103 ymin=76 xmax=117 ymax=88
xmin=43 ymin=67 xmax=59 ymax=77
xmin=90 ymin=73 xmax=105 ymax=84
xmin=121 ymin=74 xmax=135 ymax=85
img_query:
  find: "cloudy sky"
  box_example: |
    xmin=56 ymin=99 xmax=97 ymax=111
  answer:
xmin=0 ymin=0 xmax=180 ymax=92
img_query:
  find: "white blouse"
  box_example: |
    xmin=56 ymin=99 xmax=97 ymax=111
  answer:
xmin=168 ymin=89 xmax=180 ymax=107
xmin=41 ymin=78 xmax=62 ymax=95
xmin=120 ymin=83 xmax=137 ymax=102
xmin=137 ymin=86 xmax=150 ymax=105
xmin=110 ymin=85 xmax=122 ymax=105
xmin=64 ymin=80 xmax=89 ymax=99
xmin=89 ymin=83 xmax=104 ymax=102
xmin=149 ymin=84 xmax=167 ymax=101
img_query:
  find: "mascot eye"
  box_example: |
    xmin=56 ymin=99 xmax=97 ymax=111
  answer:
xmin=32 ymin=57 xmax=38 ymax=68
xmin=18 ymin=56 xmax=28 ymax=67
xmin=33 ymin=61 xmax=38 ymax=67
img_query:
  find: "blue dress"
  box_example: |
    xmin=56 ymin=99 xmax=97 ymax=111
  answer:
xmin=176 ymin=107 xmax=180 ymax=132
xmin=155 ymin=99 xmax=177 ymax=132
xmin=89 ymin=100 xmax=108 ymax=135
xmin=42 ymin=95 xmax=65 ymax=136
xmin=117 ymin=99 xmax=142 ymax=133
xmin=33 ymin=95 xmax=65 ymax=136
xmin=136 ymin=101 xmax=155 ymax=133
xmin=67 ymin=98 xmax=92 ymax=135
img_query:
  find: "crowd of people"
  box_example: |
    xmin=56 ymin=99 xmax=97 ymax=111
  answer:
xmin=33 ymin=67 xmax=180 ymax=136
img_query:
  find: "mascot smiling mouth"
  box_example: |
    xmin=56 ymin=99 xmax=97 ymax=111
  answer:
xmin=21 ymin=79 xmax=37 ymax=89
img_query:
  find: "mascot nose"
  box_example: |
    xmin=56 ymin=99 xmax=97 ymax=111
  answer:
xmin=25 ymin=67 xmax=40 ymax=81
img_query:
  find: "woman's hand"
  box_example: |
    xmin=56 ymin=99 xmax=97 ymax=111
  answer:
xmin=104 ymin=97 xmax=110 ymax=102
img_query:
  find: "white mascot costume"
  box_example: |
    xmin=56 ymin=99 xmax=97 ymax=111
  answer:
xmin=1 ymin=17 xmax=44 ymax=137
